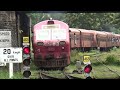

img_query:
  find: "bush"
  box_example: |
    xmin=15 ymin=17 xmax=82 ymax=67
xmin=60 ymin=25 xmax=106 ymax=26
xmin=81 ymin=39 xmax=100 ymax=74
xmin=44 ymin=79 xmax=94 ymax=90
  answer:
xmin=106 ymin=55 xmax=116 ymax=63
xmin=110 ymin=47 xmax=117 ymax=52
xmin=70 ymin=49 xmax=82 ymax=65
xmin=105 ymin=55 xmax=119 ymax=65
xmin=70 ymin=49 xmax=79 ymax=57
xmin=89 ymin=49 xmax=100 ymax=55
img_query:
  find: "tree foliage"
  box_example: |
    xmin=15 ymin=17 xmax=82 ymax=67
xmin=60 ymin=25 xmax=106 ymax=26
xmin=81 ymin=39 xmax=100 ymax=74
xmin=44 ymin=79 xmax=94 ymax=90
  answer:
xmin=27 ymin=13 xmax=66 ymax=26
xmin=27 ymin=12 xmax=120 ymax=34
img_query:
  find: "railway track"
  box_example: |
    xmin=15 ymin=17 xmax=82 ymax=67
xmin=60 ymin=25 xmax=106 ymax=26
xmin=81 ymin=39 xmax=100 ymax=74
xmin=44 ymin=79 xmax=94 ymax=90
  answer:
xmin=92 ymin=54 xmax=120 ymax=79
xmin=39 ymin=70 xmax=85 ymax=79
xmin=36 ymin=53 xmax=120 ymax=79
xmin=39 ymin=72 xmax=60 ymax=79
xmin=63 ymin=72 xmax=82 ymax=79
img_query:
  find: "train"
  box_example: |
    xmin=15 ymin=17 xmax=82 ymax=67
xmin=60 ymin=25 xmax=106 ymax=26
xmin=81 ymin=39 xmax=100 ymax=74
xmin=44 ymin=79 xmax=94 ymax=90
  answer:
xmin=69 ymin=28 xmax=120 ymax=51
xmin=32 ymin=19 xmax=70 ymax=69
xmin=32 ymin=19 xmax=120 ymax=69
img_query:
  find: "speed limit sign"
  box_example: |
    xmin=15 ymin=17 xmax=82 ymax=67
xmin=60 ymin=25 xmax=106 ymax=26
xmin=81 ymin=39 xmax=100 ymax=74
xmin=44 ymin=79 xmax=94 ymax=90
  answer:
xmin=0 ymin=47 xmax=22 ymax=63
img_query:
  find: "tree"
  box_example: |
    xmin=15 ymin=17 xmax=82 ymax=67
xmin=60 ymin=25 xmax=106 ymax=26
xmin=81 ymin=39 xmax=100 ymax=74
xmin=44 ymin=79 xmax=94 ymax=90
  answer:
xmin=27 ymin=13 xmax=66 ymax=26
xmin=27 ymin=12 xmax=120 ymax=34
xmin=64 ymin=13 xmax=117 ymax=31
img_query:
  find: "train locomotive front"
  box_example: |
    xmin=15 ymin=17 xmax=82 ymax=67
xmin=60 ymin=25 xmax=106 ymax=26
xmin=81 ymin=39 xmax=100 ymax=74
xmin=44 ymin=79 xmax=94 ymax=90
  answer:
xmin=32 ymin=19 xmax=70 ymax=69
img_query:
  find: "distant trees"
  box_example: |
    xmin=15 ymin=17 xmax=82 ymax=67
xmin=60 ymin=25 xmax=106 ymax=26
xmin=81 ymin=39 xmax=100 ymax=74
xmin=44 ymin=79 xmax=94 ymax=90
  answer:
xmin=27 ymin=13 xmax=66 ymax=26
xmin=27 ymin=12 xmax=120 ymax=34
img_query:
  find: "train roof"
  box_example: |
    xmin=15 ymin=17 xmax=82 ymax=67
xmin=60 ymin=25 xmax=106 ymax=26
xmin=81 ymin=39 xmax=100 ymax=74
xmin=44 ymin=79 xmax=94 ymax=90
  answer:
xmin=78 ymin=29 xmax=95 ymax=34
xmin=69 ymin=28 xmax=96 ymax=34
xmin=114 ymin=34 xmax=120 ymax=36
xmin=95 ymin=30 xmax=108 ymax=35
xmin=69 ymin=28 xmax=117 ymax=36
xmin=34 ymin=20 xmax=68 ymax=28
xmin=69 ymin=28 xmax=80 ymax=32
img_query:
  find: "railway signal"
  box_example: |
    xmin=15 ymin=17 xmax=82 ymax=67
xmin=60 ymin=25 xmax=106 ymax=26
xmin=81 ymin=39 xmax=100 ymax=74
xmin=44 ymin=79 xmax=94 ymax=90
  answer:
xmin=22 ymin=36 xmax=31 ymax=79
xmin=82 ymin=55 xmax=92 ymax=79
xmin=83 ymin=64 xmax=92 ymax=79
xmin=23 ymin=45 xmax=31 ymax=79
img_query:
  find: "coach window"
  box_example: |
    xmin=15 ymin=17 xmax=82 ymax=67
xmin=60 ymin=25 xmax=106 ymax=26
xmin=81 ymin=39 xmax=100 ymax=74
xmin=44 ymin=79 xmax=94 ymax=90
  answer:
xmin=74 ymin=33 xmax=77 ymax=45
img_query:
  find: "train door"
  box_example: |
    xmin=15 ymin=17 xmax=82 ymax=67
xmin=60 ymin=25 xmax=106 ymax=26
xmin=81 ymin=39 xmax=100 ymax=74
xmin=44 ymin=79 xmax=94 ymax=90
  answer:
xmin=69 ymin=30 xmax=75 ymax=49
xmin=74 ymin=32 xmax=80 ymax=49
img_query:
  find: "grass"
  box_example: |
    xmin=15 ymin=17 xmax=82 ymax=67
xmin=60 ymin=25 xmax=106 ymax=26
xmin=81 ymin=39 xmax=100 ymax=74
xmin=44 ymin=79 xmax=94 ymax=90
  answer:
xmin=1 ymin=47 xmax=120 ymax=79
xmin=66 ymin=48 xmax=120 ymax=79
xmin=0 ymin=67 xmax=23 ymax=79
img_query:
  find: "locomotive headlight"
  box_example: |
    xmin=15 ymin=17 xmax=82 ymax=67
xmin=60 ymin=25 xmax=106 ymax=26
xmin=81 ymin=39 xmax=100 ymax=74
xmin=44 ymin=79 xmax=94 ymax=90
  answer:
xmin=62 ymin=47 xmax=65 ymax=50
xmin=59 ymin=41 xmax=66 ymax=46
xmin=37 ymin=42 xmax=44 ymax=46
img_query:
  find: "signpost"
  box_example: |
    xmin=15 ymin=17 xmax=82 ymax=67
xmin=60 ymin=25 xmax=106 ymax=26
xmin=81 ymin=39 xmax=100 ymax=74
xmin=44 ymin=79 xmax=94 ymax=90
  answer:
xmin=22 ymin=37 xmax=31 ymax=79
xmin=83 ymin=55 xmax=92 ymax=79
xmin=0 ymin=47 xmax=22 ymax=78
xmin=0 ymin=48 xmax=22 ymax=63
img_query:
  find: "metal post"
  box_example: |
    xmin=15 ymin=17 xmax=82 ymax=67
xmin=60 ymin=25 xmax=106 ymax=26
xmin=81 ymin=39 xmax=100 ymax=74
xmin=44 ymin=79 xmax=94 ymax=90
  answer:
xmin=9 ymin=63 xmax=13 ymax=79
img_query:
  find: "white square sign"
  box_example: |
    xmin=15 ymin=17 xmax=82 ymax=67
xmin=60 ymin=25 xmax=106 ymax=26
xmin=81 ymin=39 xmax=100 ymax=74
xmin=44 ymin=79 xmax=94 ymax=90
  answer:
xmin=0 ymin=47 xmax=22 ymax=63
xmin=0 ymin=31 xmax=11 ymax=47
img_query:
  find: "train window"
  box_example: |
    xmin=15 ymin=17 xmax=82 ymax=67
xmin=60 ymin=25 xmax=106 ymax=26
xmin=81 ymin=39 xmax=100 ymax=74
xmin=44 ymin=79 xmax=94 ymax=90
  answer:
xmin=36 ymin=29 xmax=51 ymax=40
xmin=82 ymin=35 xmax=92 ymax=40
xmin=97 ymin=36 xmax=107 ymax=42
xmin=52 ymin=29 xmax=66 ymax=40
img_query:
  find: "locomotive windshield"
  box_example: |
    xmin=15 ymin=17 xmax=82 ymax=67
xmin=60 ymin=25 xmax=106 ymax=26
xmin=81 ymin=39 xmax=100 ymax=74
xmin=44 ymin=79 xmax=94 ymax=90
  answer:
xmin=52 ymin=29 xmax=66 ymax=40
xmin=36 ymin=29 xmax=66 ymax=40
xmin=36 ymin=29 xmax=50 ymax=40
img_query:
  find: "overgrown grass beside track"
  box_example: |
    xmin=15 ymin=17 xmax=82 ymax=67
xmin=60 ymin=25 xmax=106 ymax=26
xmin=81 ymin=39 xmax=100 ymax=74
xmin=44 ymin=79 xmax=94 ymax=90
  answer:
xmin=65 ymin=47 xmax=120 ymax=79
xmin=0 ymin=47 xmax=120 ymax=79
xmin=0 ymin=67 xmax=23 ymax=79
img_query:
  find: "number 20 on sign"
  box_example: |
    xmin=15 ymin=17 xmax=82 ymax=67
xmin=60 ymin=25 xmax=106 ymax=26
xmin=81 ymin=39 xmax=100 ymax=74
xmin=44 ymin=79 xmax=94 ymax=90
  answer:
xmin=83 ymin=55 xmax=91 ymax=64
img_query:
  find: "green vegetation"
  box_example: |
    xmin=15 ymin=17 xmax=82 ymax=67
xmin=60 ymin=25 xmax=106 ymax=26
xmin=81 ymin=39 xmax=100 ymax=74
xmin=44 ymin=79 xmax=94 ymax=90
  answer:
xmin=1 ymin=48 xmax=120 ymax=79
xmin=0 ymin=67 xmax=22 ymax=79
xmin=65 ymin=48 xmax=120 ymax=79
xmin=28 ymin=13 xmax=120 ymax=34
